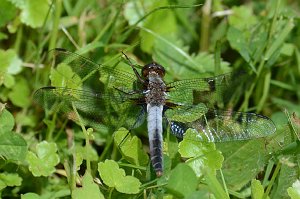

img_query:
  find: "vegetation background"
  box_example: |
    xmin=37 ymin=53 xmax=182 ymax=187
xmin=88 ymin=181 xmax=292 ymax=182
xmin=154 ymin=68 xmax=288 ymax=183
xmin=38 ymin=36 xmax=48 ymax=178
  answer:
xmin=0 ymin=0 xmax=299 ymax=198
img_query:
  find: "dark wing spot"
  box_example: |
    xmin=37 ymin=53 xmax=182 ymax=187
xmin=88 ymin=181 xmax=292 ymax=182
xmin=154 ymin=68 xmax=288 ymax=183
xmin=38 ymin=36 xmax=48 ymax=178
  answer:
xmin=236 ymin=112 xmax=244 ymax=124
xmin=206 ymin=78 xmax=216 ymax=92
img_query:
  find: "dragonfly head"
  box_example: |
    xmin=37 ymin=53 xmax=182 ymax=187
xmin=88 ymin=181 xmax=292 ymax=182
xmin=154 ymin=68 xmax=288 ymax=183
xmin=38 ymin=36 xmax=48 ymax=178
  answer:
xmin=142 ymin=62 xmax=165 ymax=78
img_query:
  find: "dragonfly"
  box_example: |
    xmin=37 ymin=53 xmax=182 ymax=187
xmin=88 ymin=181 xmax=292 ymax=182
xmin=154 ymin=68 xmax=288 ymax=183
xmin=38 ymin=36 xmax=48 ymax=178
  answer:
xmin=34 ymin=48 xmax=276 ymax=177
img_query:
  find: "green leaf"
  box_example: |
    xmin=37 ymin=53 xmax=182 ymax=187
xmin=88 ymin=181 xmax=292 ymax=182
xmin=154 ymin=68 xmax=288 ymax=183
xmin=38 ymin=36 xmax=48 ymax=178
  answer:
xmin=251 ymin=179 xmax=265 ymax=199
xmin=50 ymin=63 xmax=82 ymax=89
xmin=265 ymin=18 xmax=294 ymax=60
xmin=178 ymin=129 xmax=223 ymax=177
xmin=0 ymin=172 xmax=22 ymax=190
xmin=98 ymin=159 xmax=141 ymax=194
xmin=76 ymin=145 xmax=98 ymax=168
xmin=228 ymin=6 xmax=257 ymax=30
xmin=26 ymin=141 xmax=60 ymax=177
xmin=72 ymin=172 xmax=104 ymax=199
xmin=287 ymin=180 xmax=300 ymax=199
xmin=280 ymin=43 xmax=295 ymax=56
xmin=0 ymin=0 xmax=17 ymax=27
xmin=227 ymin=26 xmax=250 ymax=63
xmin=0 ymin=109 xmax=27 ymax=161
xmin=205 ymin=169 xmax=229 ymax=199
xmin=8 ymin=77 xmax=30 ymax=108
xmin=21 ymin=193 xmax=41 ymax=199
xmin=0 ymin=49 xmax=22 ymax=86
xmin=3 ymin=74 xmax=15 ymax=88
xmin=218 ymin=140 xmax=270 ymax=190
xmin=0 ymin=49 xmax=22 ymax=75
xmin=114 ymin=128 xmax=149 ymax=166
xmin=139 ymin=0 xmax=177 ymax=53
xmin=124 ymin=1 xmax=145 ymax=26
xmin=166 ymin=163 xmax=198 ymax=198
xmin=20 ymin=0 xmax=50 ymax=28
xmin=0 ymin=130 xmax=27 ymax=161
xmin=15 ymin=111 xmax=36 ymax=127
xmin=271 ymin=160 xmax=298 ymax=199
xmin=0 ymin=108 xmax=14 ymax=131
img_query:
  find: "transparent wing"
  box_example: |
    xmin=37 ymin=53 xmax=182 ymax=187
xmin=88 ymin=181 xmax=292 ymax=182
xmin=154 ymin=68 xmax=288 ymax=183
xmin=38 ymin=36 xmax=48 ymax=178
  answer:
xmin=48 ymin=48 xmax=139 ymax=93
xmin=166 ymin=71 xmax=246 ymax=107
xmin=34 ymin=49 xmax=146 ymax=129
xmin=166 ymin=107 xmax=276 ymax=142
xmin=165 ymin=71 xmax=275 ymax=142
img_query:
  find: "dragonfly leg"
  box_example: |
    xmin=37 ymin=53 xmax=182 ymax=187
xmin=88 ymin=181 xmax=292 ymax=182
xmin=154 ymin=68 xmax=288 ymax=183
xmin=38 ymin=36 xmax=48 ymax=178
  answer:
xmin=122 ymin=52 xmax=145 ymax=84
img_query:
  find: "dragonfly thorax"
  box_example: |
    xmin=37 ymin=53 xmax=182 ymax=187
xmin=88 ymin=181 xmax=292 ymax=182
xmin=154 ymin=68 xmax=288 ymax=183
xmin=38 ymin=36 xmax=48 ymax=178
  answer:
xmin=145 ymin=72 xmax=166 ymax=106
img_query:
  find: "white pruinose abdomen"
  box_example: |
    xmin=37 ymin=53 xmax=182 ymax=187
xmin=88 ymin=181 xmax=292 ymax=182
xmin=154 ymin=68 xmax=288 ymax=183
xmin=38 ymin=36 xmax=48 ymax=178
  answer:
xmin=147 ymin=104 xmax=163 ymax=176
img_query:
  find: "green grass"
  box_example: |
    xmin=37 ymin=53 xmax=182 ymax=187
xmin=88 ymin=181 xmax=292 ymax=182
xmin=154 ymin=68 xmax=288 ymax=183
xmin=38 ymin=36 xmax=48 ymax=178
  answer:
xmin=0 ymin=0 xmax=300 ymax=198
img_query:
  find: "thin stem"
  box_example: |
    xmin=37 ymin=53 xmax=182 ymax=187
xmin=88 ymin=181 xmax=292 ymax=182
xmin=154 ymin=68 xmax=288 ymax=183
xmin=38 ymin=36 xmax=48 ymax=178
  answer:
xmin=263 ymin=162 xmax=281 ymax=199
xmin=49 ymin=0 xmax=62 ymax=51
xmin=71 ymin=103 xmax=91 ymax=173
xmin=200 ymin=0 xmax=211 ymax=52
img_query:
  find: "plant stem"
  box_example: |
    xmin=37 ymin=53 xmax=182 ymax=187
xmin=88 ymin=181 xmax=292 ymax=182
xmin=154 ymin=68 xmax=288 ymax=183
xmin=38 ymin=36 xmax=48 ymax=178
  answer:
xmin=263 ymin=162 xmax=281 ymax=199
xmin=72 ymin=103 xmax=91 ymax=173
xmin=200 ymin=0 xmax=211 ymax=52
xmin=49 ymin=0 xmax=62 ymax=51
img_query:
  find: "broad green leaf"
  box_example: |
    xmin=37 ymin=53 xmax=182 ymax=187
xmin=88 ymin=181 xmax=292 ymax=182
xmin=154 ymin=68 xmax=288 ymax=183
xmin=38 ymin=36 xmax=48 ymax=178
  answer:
xmin=228 ymin=6 xmax=257 ymax=30
xmin=0 ymin=172 xmax=22 ymax=190
xmin=98 ymin=159 xmax=133 ymax=188
xmin=21 ymin=193 xmax=41 ymax=199
xmin=0 ymin=108 xmax=14 ymax=131
xmin=0 ymin=0 xmax=17 ymax=27
xmin=0 ymin=49 xmax=22 ymax=75
xmin=140 ymin=0 xmax=177 ymax=53
xmin=192 ymin=52 xmax=230 ymax=74
xmin=20 ymin=0 xmax=49 ymax=28
xmin=3 ymin=74 xmax=15 ymax=88
xmin=116 ymin=175 xmax=141 ymax=194
xmin=249 ymin=31 xmax=268 ymax=64
xmin=76 ymin=145 xmax=98 ymax=166
xmin=8 ymin=77 xmax=30 ymax=108
xmin=287 ymin=180 xmax=300 ymax=199
xmin=0 ymin=49 xmax=22 ymax=86
xmin=281 ymin=43 xmax=295 ymax=56
xmin=50 ymin=63 xmax=82 ymax=89
xmin=72 ymin=172 xmax=104 ymax=199
xmin=178 ymin=129 xmax=223 ymax=177
xmin=0 ymin=110 xmax=27 ymax=161
xmin=218 ymin=140 xmax=270 ymax=191
xmin=251 ymin=179 xmax=265 ymax=199
xmin=26 ymin=141 xmax=60 ymax=177
xmin=0 ymin=130 xmax=27 ymax=161
xmin=98 ymin=159 xmax=141 ymax=194
xmin=166 ymin=163 xmax=198 ymax=198
xmin=124 ymin=1 xmax=146 ymax=26
xmin=114 ymin=128 xmax=148 ymax=166
xmin=227 ymin=26 xmax=250 ymax=63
